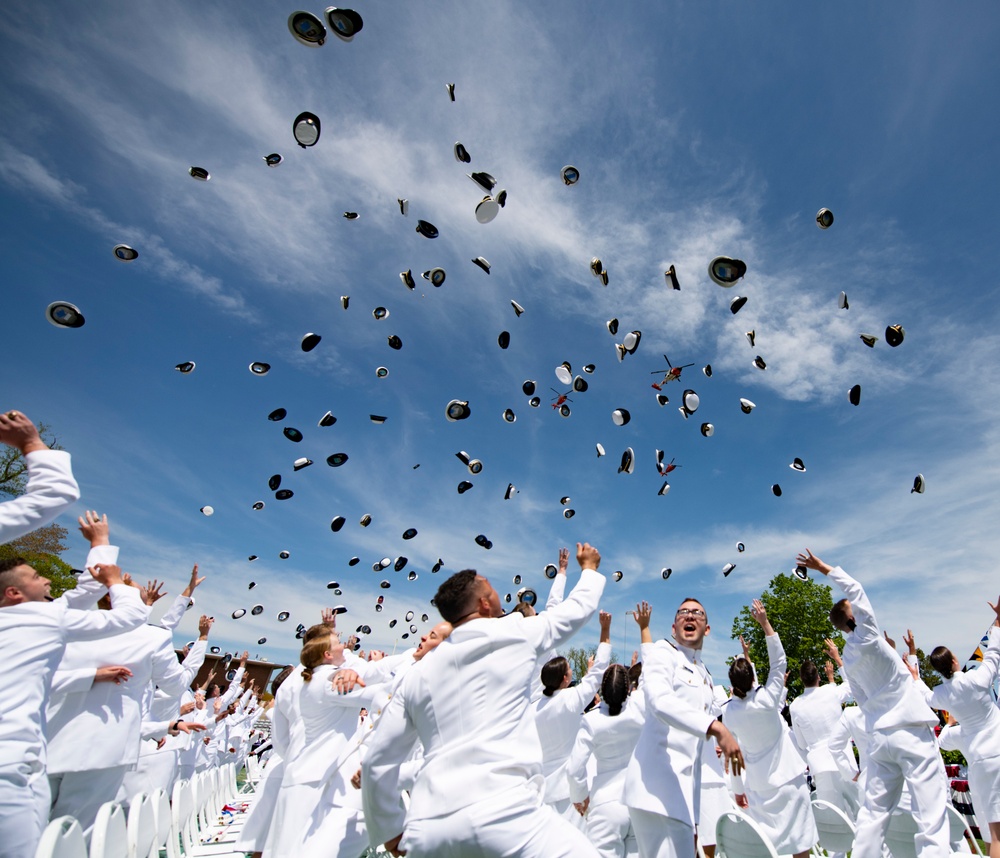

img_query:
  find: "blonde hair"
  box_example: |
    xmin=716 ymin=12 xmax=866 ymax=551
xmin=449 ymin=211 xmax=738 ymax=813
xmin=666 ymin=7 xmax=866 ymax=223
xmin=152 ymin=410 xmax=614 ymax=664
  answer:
xmin=299 ymin=630 xmax=337 ymax=682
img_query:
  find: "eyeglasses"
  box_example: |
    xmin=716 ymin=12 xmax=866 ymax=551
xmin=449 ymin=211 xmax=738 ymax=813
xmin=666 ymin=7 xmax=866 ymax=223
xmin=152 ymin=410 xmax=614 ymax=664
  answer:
xmin=675 ymin=608 xmax=706 ymax=619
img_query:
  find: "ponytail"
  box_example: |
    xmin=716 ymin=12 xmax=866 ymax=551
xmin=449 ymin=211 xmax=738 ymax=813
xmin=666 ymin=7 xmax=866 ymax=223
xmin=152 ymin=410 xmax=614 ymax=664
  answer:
xmin=601 ymin=664 xmax=630 ymax=716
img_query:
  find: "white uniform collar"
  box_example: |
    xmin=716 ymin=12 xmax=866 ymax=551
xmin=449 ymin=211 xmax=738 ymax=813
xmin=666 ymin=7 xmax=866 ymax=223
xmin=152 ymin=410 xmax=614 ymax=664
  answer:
xmin=672 ymin=640 xmax=703 ymax=666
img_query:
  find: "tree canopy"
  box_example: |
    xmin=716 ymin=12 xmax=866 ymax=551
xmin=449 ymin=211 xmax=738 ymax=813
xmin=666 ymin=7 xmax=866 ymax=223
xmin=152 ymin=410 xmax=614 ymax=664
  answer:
xmin=730 ymin=572 xmax=845 ymax=700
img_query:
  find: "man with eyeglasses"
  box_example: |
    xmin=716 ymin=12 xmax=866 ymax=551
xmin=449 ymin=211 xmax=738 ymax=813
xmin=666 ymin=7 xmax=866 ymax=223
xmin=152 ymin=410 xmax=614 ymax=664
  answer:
xmin=624 ymin=598 xmax=744 ymax=858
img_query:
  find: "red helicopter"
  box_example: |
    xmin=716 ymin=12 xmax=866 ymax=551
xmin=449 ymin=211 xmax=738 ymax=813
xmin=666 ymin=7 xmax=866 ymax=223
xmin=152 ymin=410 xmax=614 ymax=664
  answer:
xmin=550 ymin=388 xmax=573 ymax=409
xmin=656 ymin=450 xmax=681 ymax=476
xmin=650 ymin=355 xmax=694 ymax=390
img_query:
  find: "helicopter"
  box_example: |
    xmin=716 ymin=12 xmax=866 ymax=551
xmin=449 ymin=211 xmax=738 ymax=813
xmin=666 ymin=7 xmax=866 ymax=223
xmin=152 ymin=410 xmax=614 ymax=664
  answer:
xmin=650 ymin=355 xmax=694 ymax=390
xmin=550 ymin=388 xmax=573 ymax=409
xmin=656 ymin=454 xmax=681 ymax=477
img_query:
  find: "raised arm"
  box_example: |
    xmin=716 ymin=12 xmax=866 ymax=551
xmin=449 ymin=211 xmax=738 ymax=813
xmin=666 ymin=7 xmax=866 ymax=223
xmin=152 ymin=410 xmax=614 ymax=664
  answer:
xmin=525 ymin=543 xmax=606 ymax=654
xmin=157 ymin=564 xmax=204 ymax=631
xmin=62 ymin=564 xmax=150 ymax=640
xmin=60 ymin=511 xmax=119 ymax=609
xmin=0 ymin=411 xmax=80 ymax=543
xmin=797 ymin=549 xmax=879 ymax=643
xmin=545 ymin=547 xmax=570 ymax=610
xmin=750 ymin=599 xmax=786 ymax=708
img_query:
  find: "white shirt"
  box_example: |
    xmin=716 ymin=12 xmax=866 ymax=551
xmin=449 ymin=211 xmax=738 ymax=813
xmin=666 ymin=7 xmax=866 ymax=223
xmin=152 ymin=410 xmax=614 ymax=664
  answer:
xmin=46 ymin=623 xmax=195 ymax=771
xmin=921 ymin=627 xmax=1000 ymax=763
xmin=531 ymin=641 xmax=611 ymax=803
xmin=361 ymin=566 xmax=605 ymax=847
xmin=567 ymin=690 xmax=646 ymax=806
xmin=0 ymin=449 xmax=79 ymax=544
xmin=0 ymin=575 xmax=148 ymax=777
xmin=790 ymin=678 xmax=853 ymax=775
xmin=829 ymin=566 xmax=937 ymax=732
xmin=722 ymin=633 xmax=806 ymax=793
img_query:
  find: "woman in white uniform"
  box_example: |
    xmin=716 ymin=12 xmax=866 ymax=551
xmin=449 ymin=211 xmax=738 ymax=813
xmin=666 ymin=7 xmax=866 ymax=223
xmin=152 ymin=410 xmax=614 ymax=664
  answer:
xmin=264 ymin=628 xmax=379 ymax=858
xmin=722 ymin=600 xmax=816 ymax=858
xmin=921 ymin=597 xmax=1000 ymax=857
xmin=566 ymin=606 xmax=651 ymax=858
xmin=532 ymin=611 xmax=612 ymax=823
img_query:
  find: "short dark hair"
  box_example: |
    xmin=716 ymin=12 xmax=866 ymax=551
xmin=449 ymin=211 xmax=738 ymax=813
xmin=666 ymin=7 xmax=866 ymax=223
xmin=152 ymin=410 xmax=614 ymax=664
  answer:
xmin=0 ymin=556 xmax=28 ymax=576
xmin=929 ymin=646 xmax=956 ymax=680
xmin=729 ymin=657 xmax=754 ymax=698
xmin=434 ymin=570 xmax=481 ymax=624
xmin=800 ymin=659 xmax=820 ymax=687
xmin=0 ymin=557 xmax=29 ymax=593
xmin=271 ymin=665 xmax=296 ymax=697
xmin=541 ymin=656 xmax=569 ymax=697
xmin=829 ymin=599 xmax=854 ymax=632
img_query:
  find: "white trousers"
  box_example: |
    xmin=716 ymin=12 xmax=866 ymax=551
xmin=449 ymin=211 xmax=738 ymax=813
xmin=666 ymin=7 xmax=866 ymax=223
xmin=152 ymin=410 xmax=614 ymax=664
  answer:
xmin=852 ymin=725 xmax=949 ymax=858
xmin=49 ymin=765 xmax=128 ymax=839
xmin=119 ymin=748 xmax=178 ymax=805
xmin=813 ymin=769 xmax=860 ymax=820
xmin=236 ymin=758 xmax=284 ymax=852
xmin=587 ymin=799 xmax=638 ymax=858
xmin=0 ymin=766 xmax=50 ymax=858
xmin=401 ymin=782 xmax=600 ymax=858
xmin=629 ymin=808 xmax=695 ymax=858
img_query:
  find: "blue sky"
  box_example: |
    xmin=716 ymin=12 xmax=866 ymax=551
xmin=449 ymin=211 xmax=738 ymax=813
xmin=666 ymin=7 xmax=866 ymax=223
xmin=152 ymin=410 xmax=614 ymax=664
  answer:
xmin=2 ymin=1 xmax=999 ymax=679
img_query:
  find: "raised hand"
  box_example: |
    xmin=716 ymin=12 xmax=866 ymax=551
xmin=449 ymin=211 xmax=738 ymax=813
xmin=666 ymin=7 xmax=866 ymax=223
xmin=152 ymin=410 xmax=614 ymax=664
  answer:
xmin=795 ymin=549 xmax=832 ymax=576
xmin=78 ymin=510 xmax=110 ymax=547
xmin=557 ymin=547 xmax=569 ymax=575
xmin=89 ymin=563 xmax=124 ymax=588
xmin=599 ymin=610 xmax=612 ymax=643
xmin=988 ymin=595 xmax=1000 ymax=627
xmin=883 ymin=631 xmax=896 ymax=651
xmin=181 ymin=564 xmax=206 ymax=598
xmin=750 ymin=599 xmax=774 ymax=635
xmin=198 ymin=615 xmax=214 ymax=638
xmin=740 ymin=635 xmax=751 ymax=661
xmin=902 ymin=629 xmax=916 ymax=656
xmin=140 ymin=579 xmax=167 ymax=606
xmin=632 ymin=601 xmax=651 ymax=630
xmin=576 ymin=542 xmax=601 ymax=570
xmin=0 ymin=410 xmax=46 ymax=454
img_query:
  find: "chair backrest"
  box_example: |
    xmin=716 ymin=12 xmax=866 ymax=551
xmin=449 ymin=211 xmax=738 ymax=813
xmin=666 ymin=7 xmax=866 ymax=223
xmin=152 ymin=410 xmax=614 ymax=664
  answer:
xmin=89 ymin=801 xmax=128 ymax=858
xmin=125 ymin=793 xmax=156 ymax=858
xmin=885 ymin=810 xmax=919 ymax=858
xmin=945 ymin=804 xmax=982 ymax=855
xmin=811 ymin=799 xmax=857 ymax=854
xmin=149 ymin=789 xmax=171 ymax=858
xmin=169 ymin=778 xmax=196 ymax=858
xmin=715 ymin=810 xmax=781 ymax=858
xmin=35 ymin=816 xmax=88 ymax=858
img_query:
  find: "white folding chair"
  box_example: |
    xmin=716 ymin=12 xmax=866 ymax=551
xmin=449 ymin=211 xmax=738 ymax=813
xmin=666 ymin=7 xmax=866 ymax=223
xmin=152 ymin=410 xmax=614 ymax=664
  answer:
xmin=812 ymin=798 xmax=857 ymax=856
xmin=35 ymin=816 xmax=88 ymax=858
xmin=148 ymin=789 xmax=171 ymax=858
xmin=124 ymin=792 xmax=155 ymax=858
xmin=89 ymin=801 xmax=128 ymax=858
xmin=168 ymin=778 xmax=197 ymax=858
xmin=946 ymin=803 xmax=982 ymax=855
xmin=715 ymin=810 xmax=781 ymax=858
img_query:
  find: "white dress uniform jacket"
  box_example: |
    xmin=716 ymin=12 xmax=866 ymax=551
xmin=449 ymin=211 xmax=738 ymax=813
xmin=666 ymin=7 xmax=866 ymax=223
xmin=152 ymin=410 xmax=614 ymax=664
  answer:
xmin=789 ymin=677 xmax=854 ymax=776
xmin=46 ymin=622 xmax=194 ymax=771
xmin=623 ymin=639 xmax=716 ymax=828
xmin=0 ymin=449 xmax=79 ymax=543
xmin=361 ymin=565 xmax=605 ymax=848
xmin=722 ymin=633 xmax=807 ymax=792
xmin=532 ymin=641 xmax=611 ymax=804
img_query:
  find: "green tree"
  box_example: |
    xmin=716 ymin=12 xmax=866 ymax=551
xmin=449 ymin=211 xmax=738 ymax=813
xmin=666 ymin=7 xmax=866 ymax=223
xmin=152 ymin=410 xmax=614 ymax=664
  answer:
xmin=730 ymin=573 xmax=845 ymax=700
xmin=561 ymin=646 xmax=620 ymax=682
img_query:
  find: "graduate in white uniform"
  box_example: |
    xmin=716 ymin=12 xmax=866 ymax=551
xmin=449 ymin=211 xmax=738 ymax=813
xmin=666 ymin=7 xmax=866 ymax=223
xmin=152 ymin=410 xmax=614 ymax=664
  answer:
xmin=722 ymin=599 xmax=817 ymax=858
xmin=796 ymin=549 xmax=950 ymax=858
xmin=789 ymin=639 xmax=859 ymax=827
xmin=362 ymin=542 xmax=607 ymax=858
xmin=533 ymin=609 xmax=612 ymax=822
xmin=0 ymin=552 xmax=148 ymax=858
xmin=920 ymin=597 xmax=1000 ymax=856
xmin=623 ymin=597 xmax=744 ymax=858
xmin=265 ymin=627 xmax=381 ymax=858
xmin=0 ymin=410 xmax=79 ymax=543
xmin=46 ymin=585 xmax=206 ymax=836
xmin=567 ymin=604 xmax=652 ymax=858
